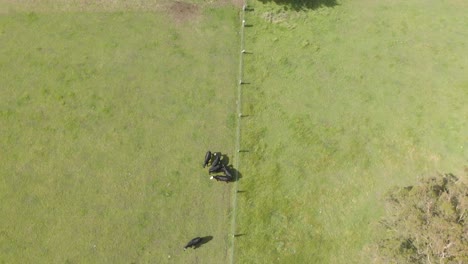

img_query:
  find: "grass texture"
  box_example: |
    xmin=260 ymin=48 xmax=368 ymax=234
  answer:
xmin=1 ymin=0 xmax=467 ymax=263
xmin=0 ymin=5 xmax=239 ymax=264
xmin=235 ymin=0 xmax=468 ymax=263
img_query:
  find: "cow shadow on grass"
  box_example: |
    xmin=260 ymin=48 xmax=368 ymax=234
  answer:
xmin=258 ymin=0 xmax=338 ymax=11
xmin=226 ymin=165 xmax=243 ymax=182
xmin=214 ymin=154 xmax=242 ymax=183
xmin=221 ymin=154 xmax=230 ymax=166
xmin=195 ymin=236 xmax=213 ymax=249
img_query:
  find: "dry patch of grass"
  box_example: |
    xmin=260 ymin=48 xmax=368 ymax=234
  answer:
xmin=166 ymin=1 xmax=200 ymax=23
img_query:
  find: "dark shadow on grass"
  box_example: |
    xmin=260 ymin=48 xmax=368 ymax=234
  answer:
xmin=258 ymin=0 xmax=338 ymax=11
xmin=194 ymin=236 xmax=213 ymax=249
xmin=214 ymin=154 xmax=243 ymax=182
xmin=221 ymin=154 xmax=230 ymax=166
xmin=227 ymin=166 xmax=243 ymax=182
xmin=234 ymin=233 xmax=247 ymax=237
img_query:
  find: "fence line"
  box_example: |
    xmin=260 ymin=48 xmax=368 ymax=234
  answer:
xmin=229 ymin=2 xmax=248 ymax=264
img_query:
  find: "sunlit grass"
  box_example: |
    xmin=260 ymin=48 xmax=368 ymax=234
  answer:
xmin=235 ymin=0 xmax=468 ymax=263
xmin=0 ymin=6 xmax=239 ymax=263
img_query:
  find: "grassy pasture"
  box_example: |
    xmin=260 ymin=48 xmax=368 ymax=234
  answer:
xmin=0 ymin=3 xmax=240 ymax=263
xmin=235 ymin=0 xmax=467 ymax=263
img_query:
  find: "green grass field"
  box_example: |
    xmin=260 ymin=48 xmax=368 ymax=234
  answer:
xmin=1 ymin=0 xmax=467 ymax=263
xmin=0 ymin=2 xmax=240 ymax=263
xmin=235 ymin=0 xmax=467 ymax=263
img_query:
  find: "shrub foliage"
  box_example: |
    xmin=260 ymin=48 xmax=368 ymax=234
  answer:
xmin=377 ymin=173 xmax=467 ymax=263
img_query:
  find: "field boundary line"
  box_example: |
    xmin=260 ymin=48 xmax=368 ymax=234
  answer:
xmin=229 ymin=2 xmax=247 ymax=264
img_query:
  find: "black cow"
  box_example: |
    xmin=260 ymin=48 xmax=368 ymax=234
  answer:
xmin=211 ymin=152 xmax=221 ymax=167
xmin=210 ymin=175 xmax=231 ymax=183
xmin=203 ymin=151 xmax=212 ymax=168
xmin=209 ymin=163 xmax=223 ymax=173
xmin=184 ymin=237 xmax=203 ymax=250
xmin=221 ymin=164 xmax=232 ymax=178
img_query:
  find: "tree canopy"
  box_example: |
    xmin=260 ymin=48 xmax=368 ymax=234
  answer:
xmin=257 ymin=0 xmax=338 ymax=11
xmin=376 ymin=173 xmax=467 ymax=263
